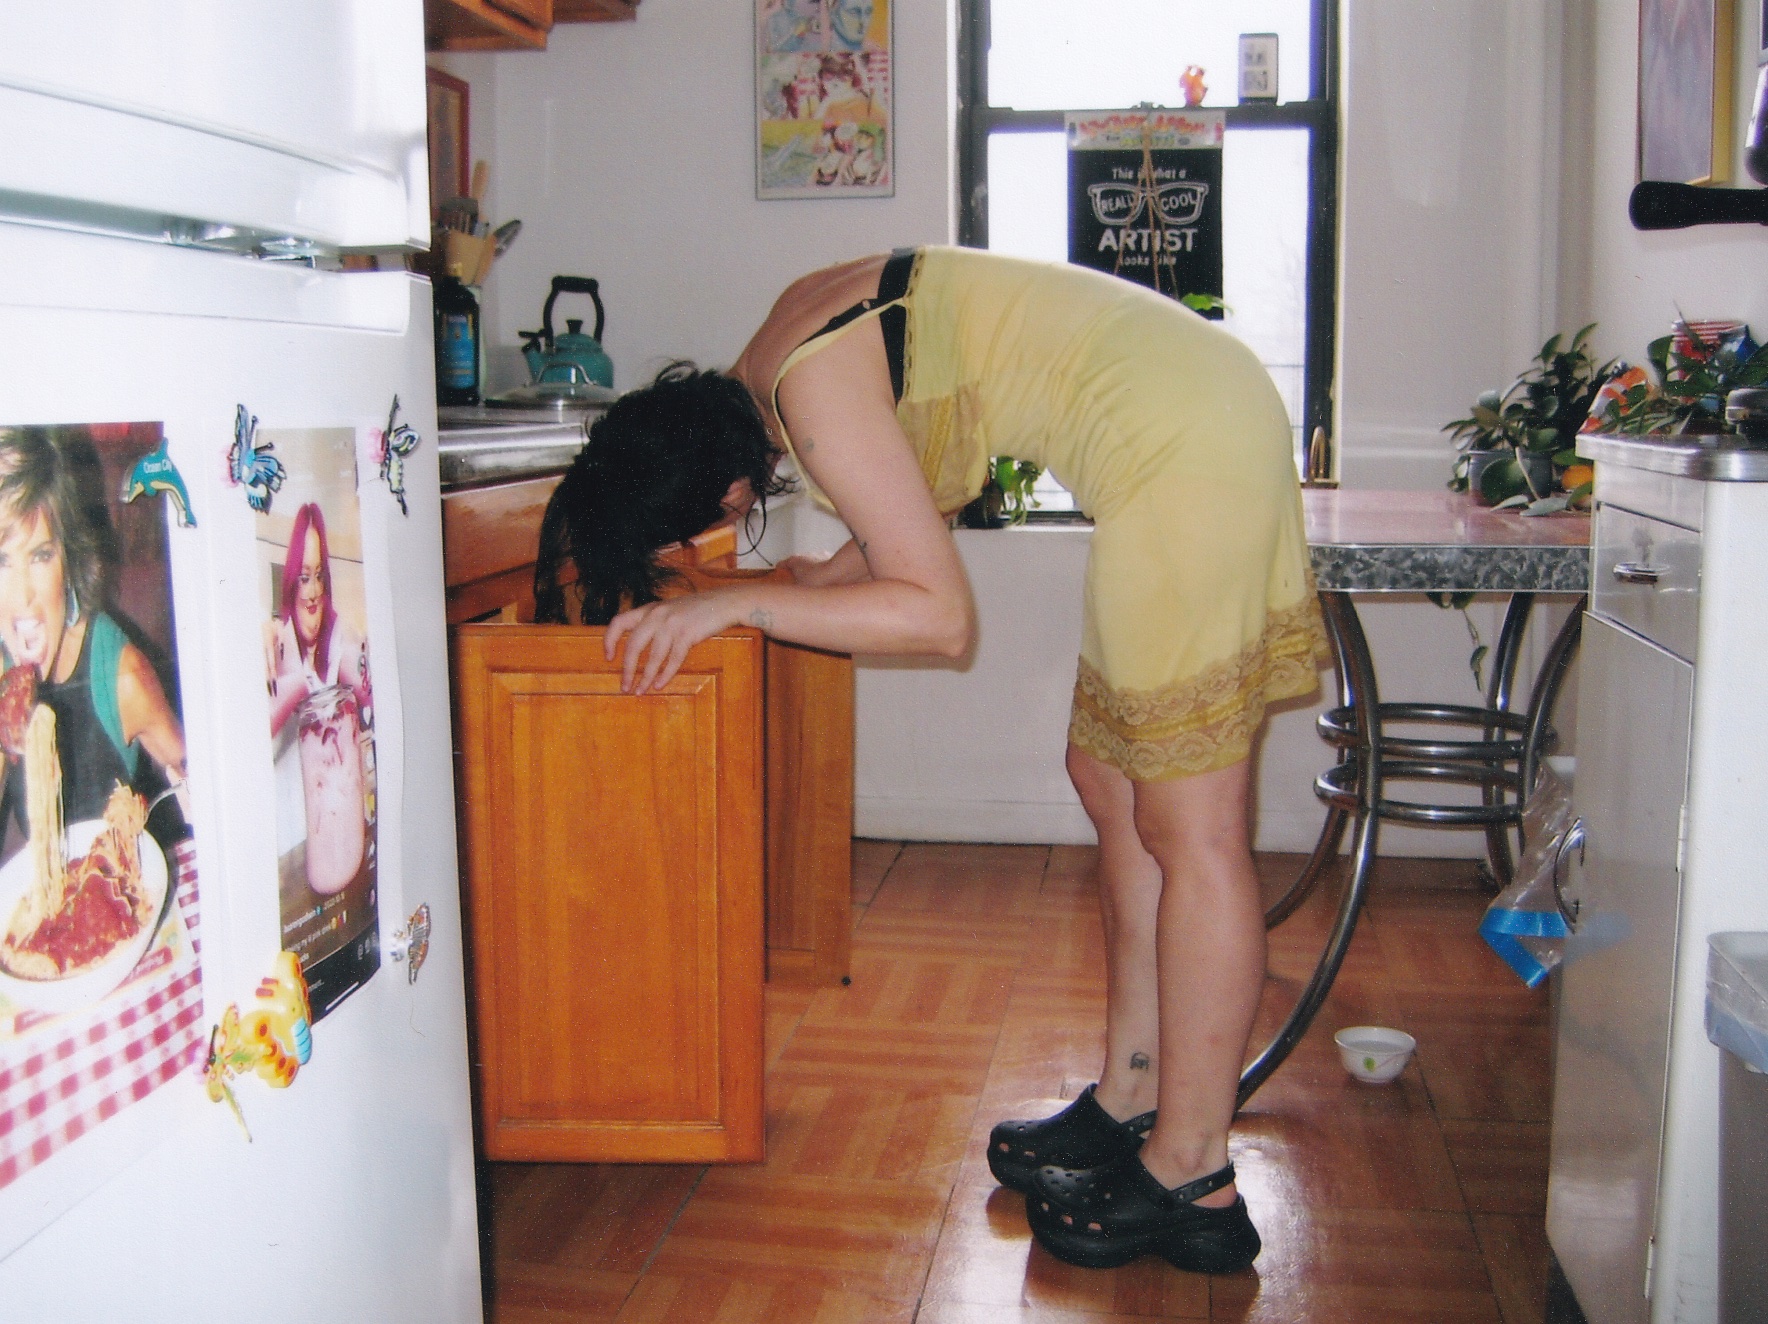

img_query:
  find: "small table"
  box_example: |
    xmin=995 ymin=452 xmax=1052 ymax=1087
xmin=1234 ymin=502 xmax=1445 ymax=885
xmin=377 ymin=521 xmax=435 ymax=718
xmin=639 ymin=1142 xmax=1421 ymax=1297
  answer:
xmin=1239 ymin=489 xmax=1591 ymax=1103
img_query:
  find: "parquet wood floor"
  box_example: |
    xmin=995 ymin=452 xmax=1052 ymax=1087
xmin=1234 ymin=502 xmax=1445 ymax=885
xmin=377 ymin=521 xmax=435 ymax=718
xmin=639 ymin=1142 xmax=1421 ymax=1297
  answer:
xmin=485 ymin=842 xmax=1552 ymax=1323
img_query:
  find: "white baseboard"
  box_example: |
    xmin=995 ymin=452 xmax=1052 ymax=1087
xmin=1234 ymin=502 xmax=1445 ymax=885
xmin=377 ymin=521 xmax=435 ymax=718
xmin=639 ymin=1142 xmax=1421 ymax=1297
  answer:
xmin=857 ymin=798 xmax=1487 ymax=857
xmin=855 ymin=796 xmax=1099 ymax=845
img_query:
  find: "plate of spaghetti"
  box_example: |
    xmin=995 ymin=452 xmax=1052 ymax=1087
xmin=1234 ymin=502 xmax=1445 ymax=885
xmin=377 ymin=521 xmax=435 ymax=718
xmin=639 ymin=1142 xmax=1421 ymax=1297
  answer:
xmin=0 ymin=704 xmax=169 ymax=1016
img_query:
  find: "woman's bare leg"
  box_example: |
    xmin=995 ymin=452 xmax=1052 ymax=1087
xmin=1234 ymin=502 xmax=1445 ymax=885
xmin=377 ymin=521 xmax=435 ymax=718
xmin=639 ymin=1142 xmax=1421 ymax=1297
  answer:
xmin=1130 ymin=757 xmax=1265 ymax=1207
xmin=1065 ymin=744 xmax=1163 ymax=1121
xmin=1066 ymin=743 xmax=1264 ymax=1208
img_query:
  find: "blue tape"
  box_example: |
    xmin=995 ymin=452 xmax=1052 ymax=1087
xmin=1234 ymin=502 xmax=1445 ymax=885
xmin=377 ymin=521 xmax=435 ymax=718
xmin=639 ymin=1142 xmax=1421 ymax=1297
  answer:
xmin=1480 ymin=907 xmax=1568 ymax=989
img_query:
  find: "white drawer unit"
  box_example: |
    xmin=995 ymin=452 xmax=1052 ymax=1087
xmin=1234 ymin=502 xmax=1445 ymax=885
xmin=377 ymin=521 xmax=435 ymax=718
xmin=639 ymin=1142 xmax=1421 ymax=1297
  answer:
xmin=1555 ymin=436 xmax=1768 ymax=1324
xmin=1591 ymin=502 xmax=1702 ymax=664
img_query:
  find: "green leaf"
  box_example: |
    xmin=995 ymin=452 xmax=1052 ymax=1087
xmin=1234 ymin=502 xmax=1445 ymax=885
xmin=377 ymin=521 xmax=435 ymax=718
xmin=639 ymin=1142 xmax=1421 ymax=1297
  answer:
xmin=1468 ymin=643 xmax=1489 ymax=690
xmin=1524 ymin=495 xmax=1571 ymax=516
xmin=1567 ymin=479 xmax=1594 ymax=502
xmin=1553 ymin=448 xmax=1582 ymax=466
xmin=1493 ymin=493 xmax=1531 ymax=510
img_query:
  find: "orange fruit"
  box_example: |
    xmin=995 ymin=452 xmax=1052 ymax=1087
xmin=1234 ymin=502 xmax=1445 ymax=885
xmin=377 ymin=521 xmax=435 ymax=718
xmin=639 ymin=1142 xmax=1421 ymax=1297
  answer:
xmin=1560 ymin=463 xmax=1594 ymax=491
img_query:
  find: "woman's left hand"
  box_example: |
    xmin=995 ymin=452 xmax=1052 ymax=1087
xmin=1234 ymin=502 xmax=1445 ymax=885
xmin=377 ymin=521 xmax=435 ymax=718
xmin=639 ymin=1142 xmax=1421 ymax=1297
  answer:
xmin=605 ymin=590 xmax=745 ymax=695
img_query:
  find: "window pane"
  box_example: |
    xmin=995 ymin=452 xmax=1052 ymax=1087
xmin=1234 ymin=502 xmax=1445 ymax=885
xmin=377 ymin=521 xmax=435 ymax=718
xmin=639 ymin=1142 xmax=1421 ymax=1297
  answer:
xmin=986 ymin=125 xmax=1311 ymax=466
xmin=1222 ymin=127 xmax=1309 ymax=462
xmin=986 ymin=131 xmax=1068 ymax=263
xmin=989 ymin=0 xmax=1314 ymax=110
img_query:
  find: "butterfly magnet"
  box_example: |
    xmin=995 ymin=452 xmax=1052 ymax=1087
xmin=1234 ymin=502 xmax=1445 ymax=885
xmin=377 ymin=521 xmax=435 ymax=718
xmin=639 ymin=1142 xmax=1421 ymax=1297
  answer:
xmin=226 ymin=404 xmax=287 ymax=514
xmin=375 ymin=396 xmax=422 ymax=516
xmin=389 ymin=903 xmax=432 ymax=985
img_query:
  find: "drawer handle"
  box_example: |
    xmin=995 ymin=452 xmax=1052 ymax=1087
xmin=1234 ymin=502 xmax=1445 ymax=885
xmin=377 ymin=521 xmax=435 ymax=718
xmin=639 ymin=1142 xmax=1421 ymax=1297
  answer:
xmin=1552 ymin=817 xmax=1587 ymax=927
xmin=1612 ymin=561 xmax=1664 ymax=585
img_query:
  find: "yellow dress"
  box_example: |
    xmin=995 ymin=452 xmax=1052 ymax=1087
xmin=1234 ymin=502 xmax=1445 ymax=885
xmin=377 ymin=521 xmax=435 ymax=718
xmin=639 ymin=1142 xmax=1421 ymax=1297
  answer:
xmin=772 ymin=245 xmax=1329 ymax=780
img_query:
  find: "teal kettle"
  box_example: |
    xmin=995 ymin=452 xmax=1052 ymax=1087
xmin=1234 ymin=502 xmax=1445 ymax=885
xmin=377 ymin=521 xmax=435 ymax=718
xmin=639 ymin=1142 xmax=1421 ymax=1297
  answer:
xmin=519 ymin=276 xmax=614 ymax=389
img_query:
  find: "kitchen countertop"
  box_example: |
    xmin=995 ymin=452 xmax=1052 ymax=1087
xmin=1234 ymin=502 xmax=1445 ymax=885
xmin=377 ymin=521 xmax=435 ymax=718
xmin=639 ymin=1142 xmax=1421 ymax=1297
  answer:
xmin=1576 ymin=430 xmax=1768 ymax=482
xmin=1303 ymin=488 xmax=1590 ymax=593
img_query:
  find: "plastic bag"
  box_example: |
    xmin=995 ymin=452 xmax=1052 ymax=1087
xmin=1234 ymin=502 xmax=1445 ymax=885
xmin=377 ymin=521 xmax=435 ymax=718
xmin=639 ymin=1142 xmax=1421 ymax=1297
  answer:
xmin=1479 ymin=764 xmax=1575 ymax=987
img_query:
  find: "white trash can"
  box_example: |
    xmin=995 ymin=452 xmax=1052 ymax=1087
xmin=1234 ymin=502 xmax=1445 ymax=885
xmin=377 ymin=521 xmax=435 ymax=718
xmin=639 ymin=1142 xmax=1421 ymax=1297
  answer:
xmin=1706 ymin=932 xmax=1768 ymax=1324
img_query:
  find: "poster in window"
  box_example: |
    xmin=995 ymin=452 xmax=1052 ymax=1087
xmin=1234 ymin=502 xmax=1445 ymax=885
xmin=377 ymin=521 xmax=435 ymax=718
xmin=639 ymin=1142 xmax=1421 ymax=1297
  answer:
xmin=1066 ymin=109 xmax=1224 ymax=314
xmin=256 ymin=428 xmax=379 ymax=1021
xmin=756 ymin=0 xmax=894 ymax=199
xmin=0 ymin=421 xmax=203 ymax=1249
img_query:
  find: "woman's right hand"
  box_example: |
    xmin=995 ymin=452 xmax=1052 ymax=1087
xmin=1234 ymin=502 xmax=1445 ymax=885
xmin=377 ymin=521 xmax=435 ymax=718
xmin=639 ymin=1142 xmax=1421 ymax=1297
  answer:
xmin=605 ymin=589 xmax=747 ymax=696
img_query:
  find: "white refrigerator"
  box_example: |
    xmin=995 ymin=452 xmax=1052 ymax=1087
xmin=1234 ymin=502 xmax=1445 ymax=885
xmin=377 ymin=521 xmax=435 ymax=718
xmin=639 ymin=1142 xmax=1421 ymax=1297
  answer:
xmin=0 ymin=6 xmax=482 ymax=1321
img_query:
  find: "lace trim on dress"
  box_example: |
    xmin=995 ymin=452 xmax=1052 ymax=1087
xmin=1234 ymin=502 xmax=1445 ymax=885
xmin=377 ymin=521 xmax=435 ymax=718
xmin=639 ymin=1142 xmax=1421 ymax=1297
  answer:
xmin=1068 ymin=596 xmax=1332 ymax=781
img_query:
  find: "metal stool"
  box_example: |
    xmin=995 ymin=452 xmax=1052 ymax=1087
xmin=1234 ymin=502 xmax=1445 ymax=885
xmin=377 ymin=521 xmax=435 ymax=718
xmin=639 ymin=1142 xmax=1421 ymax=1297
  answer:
xmin=1236 ymin=590 xmax=1585 ymax=1105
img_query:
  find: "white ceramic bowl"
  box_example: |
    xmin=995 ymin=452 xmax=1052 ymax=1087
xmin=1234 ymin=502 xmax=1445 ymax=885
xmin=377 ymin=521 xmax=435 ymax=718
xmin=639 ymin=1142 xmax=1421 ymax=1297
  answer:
xmin=1334 ymin=1025 xmax=1416 ymax=1084
xmin=0 ymin=821 xmax=170 ymax=1017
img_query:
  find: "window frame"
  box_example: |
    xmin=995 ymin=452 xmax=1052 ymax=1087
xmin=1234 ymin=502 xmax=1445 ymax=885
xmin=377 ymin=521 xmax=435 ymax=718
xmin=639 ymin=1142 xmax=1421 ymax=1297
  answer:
xmin=955 ymin=0 xmax=1341 ymax=458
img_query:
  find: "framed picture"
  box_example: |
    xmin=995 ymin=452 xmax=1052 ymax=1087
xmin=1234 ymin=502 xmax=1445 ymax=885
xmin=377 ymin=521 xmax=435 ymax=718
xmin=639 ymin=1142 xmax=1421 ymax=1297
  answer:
xmin=1637 ymin=0 xmax=1737 ymax=184
xmin=755 ymin=0 xmax=894 ymax=199
xmin=425 ymin=67 xmax=470 ymax=219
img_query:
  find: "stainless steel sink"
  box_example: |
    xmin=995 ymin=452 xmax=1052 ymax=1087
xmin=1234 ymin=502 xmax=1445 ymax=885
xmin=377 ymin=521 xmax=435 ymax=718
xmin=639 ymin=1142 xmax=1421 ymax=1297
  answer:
xmin=437 ymin=412 xmax=585 ymax=489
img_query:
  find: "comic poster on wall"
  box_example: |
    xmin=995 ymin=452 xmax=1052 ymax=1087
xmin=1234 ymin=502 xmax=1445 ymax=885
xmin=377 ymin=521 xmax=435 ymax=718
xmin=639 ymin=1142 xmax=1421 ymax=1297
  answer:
xmin=1067 ymin=109 xmax=1224 ymax=313
xmin=756 ymin=0 xmax=894 ymax=198
xmin=0 ymin=421 xmax=203 ymax=1243
xmin=254 ymin=427 xmax=379 ymax=1021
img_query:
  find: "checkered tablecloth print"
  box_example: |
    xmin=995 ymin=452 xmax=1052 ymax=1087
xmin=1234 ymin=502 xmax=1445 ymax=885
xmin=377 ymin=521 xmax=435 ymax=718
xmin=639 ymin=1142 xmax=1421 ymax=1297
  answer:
xmin=0 ymin=839 xmax=205 ymax=1190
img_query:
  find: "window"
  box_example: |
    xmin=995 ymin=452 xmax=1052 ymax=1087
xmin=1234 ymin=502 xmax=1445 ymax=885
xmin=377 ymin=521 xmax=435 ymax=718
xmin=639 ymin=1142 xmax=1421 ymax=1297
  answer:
xmin=957 ymin=0 xmax=1340 ymax=512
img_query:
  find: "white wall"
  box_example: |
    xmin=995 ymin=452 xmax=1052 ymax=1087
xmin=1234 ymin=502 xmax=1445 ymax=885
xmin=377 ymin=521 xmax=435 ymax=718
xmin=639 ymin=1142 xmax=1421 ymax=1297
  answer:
xmin=436 ymin=0 xmax=955 ymax=391
xmin=1567 ymin=0 xmax=1767 ymax=359
xmin=1335 ymin=0 xmax=1567 ymax=491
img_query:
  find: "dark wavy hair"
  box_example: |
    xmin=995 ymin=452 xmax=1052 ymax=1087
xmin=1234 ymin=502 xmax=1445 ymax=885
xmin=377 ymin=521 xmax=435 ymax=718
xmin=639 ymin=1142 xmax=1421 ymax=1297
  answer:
xmin=534 ymin=362 xmax=792 ymax=625
xmin=0 ymin=427 xmax=106 ymax=617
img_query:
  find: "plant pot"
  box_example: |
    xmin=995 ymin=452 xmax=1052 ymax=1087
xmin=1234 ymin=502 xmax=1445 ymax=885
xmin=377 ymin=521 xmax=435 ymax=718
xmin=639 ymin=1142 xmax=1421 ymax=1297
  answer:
xmin=1464 ymin=450 xmax=1508 ymax=505
xmin=1469 ymin=449 xmax=1558 ymax=506
xmin=1517 ymin=450 xmax=1556 ymax=498
xmin=957 ymin=483 xmax=1007 ymax=529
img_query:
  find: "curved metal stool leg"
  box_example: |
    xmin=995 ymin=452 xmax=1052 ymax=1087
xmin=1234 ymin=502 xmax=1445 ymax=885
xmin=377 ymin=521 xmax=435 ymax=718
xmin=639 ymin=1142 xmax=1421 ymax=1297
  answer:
xmin=1239 ymin=591 xmax=1383 ymax=1107
xmin=1262 ymin=596 xmax=1359 ymax=929
xmin=1519 ymin=599 xmax=1584 ymax=803
xmin=1480 ymin=593 xmax=1537 ymax=888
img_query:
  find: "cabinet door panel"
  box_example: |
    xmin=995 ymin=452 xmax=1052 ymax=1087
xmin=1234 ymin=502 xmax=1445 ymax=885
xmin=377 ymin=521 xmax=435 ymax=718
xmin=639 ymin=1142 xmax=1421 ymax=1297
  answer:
xmin=453 ymin=625 xmax=763 ymax=1162
xmin=1548 ymin=614 xmax=1692 ymax=1324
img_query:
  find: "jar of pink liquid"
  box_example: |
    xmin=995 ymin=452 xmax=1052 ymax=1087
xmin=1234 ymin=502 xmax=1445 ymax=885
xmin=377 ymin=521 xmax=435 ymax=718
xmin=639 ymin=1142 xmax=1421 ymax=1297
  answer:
xmin=296 ymin=685 xmax=366 ymax=895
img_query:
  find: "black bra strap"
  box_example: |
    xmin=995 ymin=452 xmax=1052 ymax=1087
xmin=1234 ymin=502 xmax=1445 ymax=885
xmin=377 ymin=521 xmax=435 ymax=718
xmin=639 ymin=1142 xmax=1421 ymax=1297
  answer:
xmin=800 ymin=247 xmax=917 ymax=402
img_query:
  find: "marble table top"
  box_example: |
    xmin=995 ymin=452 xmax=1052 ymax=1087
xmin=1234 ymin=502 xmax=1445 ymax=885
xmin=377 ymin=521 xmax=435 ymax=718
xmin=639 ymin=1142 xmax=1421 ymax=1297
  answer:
xmin=1304 ymin=488 xmax=1591 ymax=593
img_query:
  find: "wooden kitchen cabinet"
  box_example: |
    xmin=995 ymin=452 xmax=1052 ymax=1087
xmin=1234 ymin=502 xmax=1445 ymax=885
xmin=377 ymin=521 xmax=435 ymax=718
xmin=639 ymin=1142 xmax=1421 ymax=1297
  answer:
xmin=442 ymin=475 xmax=854 ymax=992
xmin=678 ymin=564 xmax=854 ymax=987
xmin=553 ymin=0 xmax=639 ymax=18
xmin=425 ymin=0 xmax=636 ymax=50
xmin=425 ymin=0 xmax=549 ymax=51
xmin=441 ymin=472 xmax=562 ymax=624
xmin=453 ymin=624 xmax=765 ymax=1162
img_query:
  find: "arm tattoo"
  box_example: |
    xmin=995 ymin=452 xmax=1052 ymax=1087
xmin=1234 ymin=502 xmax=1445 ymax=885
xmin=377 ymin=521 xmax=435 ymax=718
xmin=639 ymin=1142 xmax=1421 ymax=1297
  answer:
xmin=1129 ymin=1052 xmax=1151 ymax=1071
xmin=748 ymin=608 xmax=775 ymax=631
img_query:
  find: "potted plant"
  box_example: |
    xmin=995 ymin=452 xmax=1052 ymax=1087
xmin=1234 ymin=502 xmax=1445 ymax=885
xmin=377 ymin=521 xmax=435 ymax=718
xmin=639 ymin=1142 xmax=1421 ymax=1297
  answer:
xmin=958 ymin=456 xmax=1043 ymax=528
xmin=1444 ymin=325 xmax=1617 ymax=511
xmin=1587 ymin=325 xmax=1768 ymax=436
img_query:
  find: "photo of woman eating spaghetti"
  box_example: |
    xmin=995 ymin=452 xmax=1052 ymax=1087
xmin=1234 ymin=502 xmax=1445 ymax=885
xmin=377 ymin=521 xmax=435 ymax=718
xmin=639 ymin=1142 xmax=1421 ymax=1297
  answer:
xmin=0 ymin=426 xmax=189 ymax=992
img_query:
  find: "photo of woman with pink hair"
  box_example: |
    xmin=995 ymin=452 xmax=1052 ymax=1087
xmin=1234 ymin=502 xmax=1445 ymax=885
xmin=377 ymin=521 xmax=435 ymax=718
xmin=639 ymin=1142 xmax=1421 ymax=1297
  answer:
xmin=266 ymin=501 xmax=370 ymax=739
